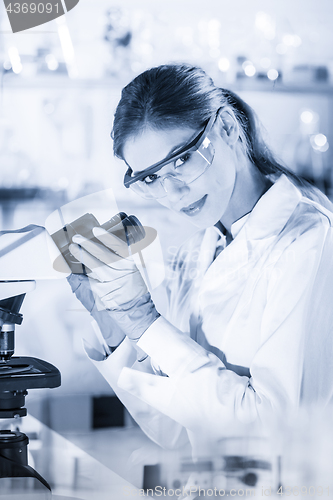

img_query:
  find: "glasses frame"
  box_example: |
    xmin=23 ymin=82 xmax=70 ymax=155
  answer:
xmin=123 ymin=108 xmax=221 ymax=189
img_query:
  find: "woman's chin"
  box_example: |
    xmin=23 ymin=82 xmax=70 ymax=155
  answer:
xmin=179 ymin=210 xmax=221 ymax=230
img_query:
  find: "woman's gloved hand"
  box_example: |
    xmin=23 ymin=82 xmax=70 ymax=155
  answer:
xmin=68 ymin=227 xmax=160 ymax=344
xmin=67 ymin=272 xmax=126 ymax=350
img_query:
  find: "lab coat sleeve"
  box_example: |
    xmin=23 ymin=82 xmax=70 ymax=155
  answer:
xmin=117 ymin=220 xmax=333 ymax=437
xmin=89 ymin=336 xmax=188 ymax=449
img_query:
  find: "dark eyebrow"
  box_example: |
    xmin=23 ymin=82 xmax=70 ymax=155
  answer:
xmin=166 ymin=141 xmax=190 ymax=157
xmin=168 ymin=125 xmax=206 ymax=156
xmin=133 ymin=129 xmax=205 ymax=175
xmin=131 ymin=129 xmax=202 ymax=175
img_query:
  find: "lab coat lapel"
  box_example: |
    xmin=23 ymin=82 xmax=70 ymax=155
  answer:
xmin=196 ymin=226 xmax=222 ymax=279
xmin=243 ymin=174 xmax=302 ymax=241
xmin=197 ymin=175 xmax=302 ymax=344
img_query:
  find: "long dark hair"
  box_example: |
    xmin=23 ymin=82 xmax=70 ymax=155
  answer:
xmin=112 ymin=63 xmax=326 ymax=203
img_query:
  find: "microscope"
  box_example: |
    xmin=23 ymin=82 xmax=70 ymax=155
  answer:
xmin=0 ymin=224 xmax=69 ymax=494
xmin=0 ymin=212 xmax=157 ymax=495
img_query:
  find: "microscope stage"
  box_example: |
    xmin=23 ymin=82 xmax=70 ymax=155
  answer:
xmin=0 ymin=356 xmax=61 ymax=391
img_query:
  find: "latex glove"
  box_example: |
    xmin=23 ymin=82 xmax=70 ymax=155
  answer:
xmin=67 ymin=273 xmax=125 ymax=350
xmin=69 ymin=228 xmax=160 ymax=341
xmin=70 ymin=228 xmax=147 ymax=308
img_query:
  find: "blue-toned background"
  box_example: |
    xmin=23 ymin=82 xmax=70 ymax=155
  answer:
xmin=0 ymin=1 xmax=332 ymax=496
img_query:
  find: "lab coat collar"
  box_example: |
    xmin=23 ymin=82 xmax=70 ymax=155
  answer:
xmin=233 ymin=174 xmax=302 ymax=241
xmin=214 ymin=215 xmax=249 ymax=241
xmin=213 ymin=175 xmax=301 ymax=243
xmin=230 ymin=213 xmax=250 ymax=239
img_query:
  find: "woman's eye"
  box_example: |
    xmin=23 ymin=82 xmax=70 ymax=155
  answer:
xmin=142 ymin=174 xmax=158 ymax=185
xmin=174 ymin=153 xmax=192 ymax=169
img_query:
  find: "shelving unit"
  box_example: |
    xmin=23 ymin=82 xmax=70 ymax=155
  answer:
xmin=3 ymin=72 xmax=333 ymax=94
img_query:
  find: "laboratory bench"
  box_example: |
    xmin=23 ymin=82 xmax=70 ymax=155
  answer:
xmin=0 ymin=413 xmax=142 ymax=499
xmin=2 ymin=401 xmax=333 ymax=499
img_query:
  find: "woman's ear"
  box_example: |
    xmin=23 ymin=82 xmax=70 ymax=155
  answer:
xmin=218 ymin=107 xmax=240 ymax=147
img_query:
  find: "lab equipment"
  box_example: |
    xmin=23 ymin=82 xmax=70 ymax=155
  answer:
xmin=0 ymin=225 xmax=70 ymax=495
xmin=53 ymin=210 xmax=161 ymax=338
xmin=51 ymin=211 xmax=146 ymax=274
xmin=46 ymin=188 xmax=165 ymax=291
xmin=142 ymin=437 xmax=280 ymax=496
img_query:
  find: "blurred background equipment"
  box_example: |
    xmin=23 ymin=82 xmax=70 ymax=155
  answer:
xmin=141 ymin=437 xmax=280 ymax=496
xmin=0 ymin=0 xmax=332 ymax=217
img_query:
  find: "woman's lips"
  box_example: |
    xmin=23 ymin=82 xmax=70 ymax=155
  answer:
xmin=181 ymin=195 xmax=207 ymax=217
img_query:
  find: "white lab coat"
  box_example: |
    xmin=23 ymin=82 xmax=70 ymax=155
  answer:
xmin=91 ymin=174 xmax=333 ymax=452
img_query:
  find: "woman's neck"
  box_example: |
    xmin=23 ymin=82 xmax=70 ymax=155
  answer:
xmin=220 ymin=163 xmax=272 ymax=232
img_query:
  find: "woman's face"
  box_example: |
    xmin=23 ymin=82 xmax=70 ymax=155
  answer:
xmin=122 ymin=121 xmax=238 ymax=229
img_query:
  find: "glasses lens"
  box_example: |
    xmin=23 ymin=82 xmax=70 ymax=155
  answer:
xmin=129 ymin=179 xmax=162 ymax=199
xmin=130 ymin=138 xmax=215 ymax=200
xmin=180 ymin=138 xmax=215 ymax=182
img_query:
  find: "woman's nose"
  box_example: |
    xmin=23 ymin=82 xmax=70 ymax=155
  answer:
xmin=162 ymin=175 xmax=190 ymax=201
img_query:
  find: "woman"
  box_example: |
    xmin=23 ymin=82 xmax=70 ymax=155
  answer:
xmin=68 ymin=64 xmax=333 ymax=455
